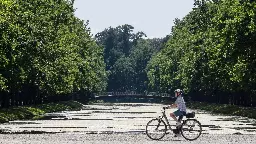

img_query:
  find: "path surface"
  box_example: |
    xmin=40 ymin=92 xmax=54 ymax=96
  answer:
xmin=0 ymin=133 xmax=256 ymax=144
xmin=1 ymin=103 xmax=256 ymax=143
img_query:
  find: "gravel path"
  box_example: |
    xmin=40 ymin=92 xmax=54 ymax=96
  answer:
xmin=1 ymin=103 xmax=256 ymax=143
xmin=0 ymin=133 xmax=256 ymax=144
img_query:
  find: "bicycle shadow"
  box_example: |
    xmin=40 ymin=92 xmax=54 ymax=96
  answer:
xmin=158 ymin=139 xmax=182 ymax=142
xmin=145 ymin=136 xmax=183 ymax=142
xmin=147 ymin=138 xmax=183 ymax=142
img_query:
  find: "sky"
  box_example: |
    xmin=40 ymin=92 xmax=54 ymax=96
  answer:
xmin=73 ymin=0 xmax=195 ymax=38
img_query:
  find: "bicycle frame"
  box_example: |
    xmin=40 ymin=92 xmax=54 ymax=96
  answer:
xmin=157 ymin=108 xmax=173 ymax=131
xmin=157 ymin=108 xmax=192 ymax=130
xmin=146 ymin=107 xmax=202 ymax=141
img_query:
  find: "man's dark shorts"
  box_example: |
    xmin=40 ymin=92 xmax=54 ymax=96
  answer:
xmin=173 ymin=109 xmax=186 ymax=117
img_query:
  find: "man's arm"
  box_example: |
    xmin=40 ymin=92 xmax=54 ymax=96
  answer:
xmin=170 ymin=103 xmax=177 ymax=108
xmin=167 ymin=103 xmax=177 ymax=108
xmin=167 ymin=97 xmax=179 ymax=108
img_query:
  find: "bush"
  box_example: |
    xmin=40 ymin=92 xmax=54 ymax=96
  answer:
xmin=187 ymin=101 xmax=256 ymax=119
xmin=0 ymin=101 xmax=83 ymax=123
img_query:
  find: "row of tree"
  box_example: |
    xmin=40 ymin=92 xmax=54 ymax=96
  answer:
xmin=95 ymin=24 xmax=169 ymax=93
xmin=147 ymin=0 xmax=256 ymax=106
xmin=2 ymin=0 xmax=256 ymax=108
xmin=0 ymin=0 xmax=107 ymax=108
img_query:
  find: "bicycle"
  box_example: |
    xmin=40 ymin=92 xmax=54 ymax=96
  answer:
xmin=145 ymin=106 xmax=202 ymax=141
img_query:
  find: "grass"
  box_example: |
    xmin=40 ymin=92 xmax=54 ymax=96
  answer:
xmin=0 ymin=101 xmax=84 ymax=123
xmin=187 ymin=101 xmax=256 ymax=119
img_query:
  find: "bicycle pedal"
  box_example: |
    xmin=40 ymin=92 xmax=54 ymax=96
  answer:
xmin=173 ymin=129 xmax=180 ymax=134
xmin=174 ymin=134 xmax=181 ymax=137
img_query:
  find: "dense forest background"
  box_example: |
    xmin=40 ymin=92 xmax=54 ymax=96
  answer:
xmin=1 ymin=0 xmax=256 ymax=108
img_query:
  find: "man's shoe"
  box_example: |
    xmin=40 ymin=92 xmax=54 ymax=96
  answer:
xmin=166 ymin=129 xmax=172 ymax=134
xmin=174 ymin=133 xmax=181 ymax=137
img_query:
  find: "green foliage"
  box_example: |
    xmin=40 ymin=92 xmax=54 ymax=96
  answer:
xmin=0 ymin=101 xmax=83 ymax=123
xmin=187 ymin=101 xmax=256 ymax=119
xmin=96 ymin=25 xmax=157 ymax=92
xmin=0 ymin=0 xmax=107 ymax=107
xmin=147 ymin=0 xmax=256 ymax=106
xmin=35 ymin=101 xmax=83 ymax=113
xmin=130 ymin=39 xmax=162 ymax=92
xmin=95 ymin=25 xmax=168 ymax=92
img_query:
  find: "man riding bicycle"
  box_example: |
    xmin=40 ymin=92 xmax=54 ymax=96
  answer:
xmin=146 ymin=89 xmax=201 ymax=140
xmin=168 ymin=89 xmax=187 ymax=127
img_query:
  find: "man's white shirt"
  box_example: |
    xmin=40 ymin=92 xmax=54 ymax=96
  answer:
xmin=175 ymin=96 xmax=187 ymax=112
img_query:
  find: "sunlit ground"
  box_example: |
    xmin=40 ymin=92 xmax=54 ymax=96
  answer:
xmin=1 ymin=103 xmax=256 ymax=135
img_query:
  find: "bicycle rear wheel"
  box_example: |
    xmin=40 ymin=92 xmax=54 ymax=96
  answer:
xmin=146 ymin=118 xmax=167 ymax=140
xmin=181 ymin=119 xmax=202 ymax=141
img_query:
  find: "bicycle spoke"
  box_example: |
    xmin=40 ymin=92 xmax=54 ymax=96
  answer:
xmin=146 ymin=119 xmax=167 ymax=140
xmin=181 ymin=119 xmax=202 ymax=141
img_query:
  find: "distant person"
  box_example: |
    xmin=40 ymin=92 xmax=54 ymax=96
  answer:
xmin=168 ymin=89 xmax=187 ymax=127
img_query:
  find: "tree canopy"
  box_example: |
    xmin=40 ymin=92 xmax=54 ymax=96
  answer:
xmin=147 ymin=0 xmax=256 ymax=106
xmin=0 ymin=0 xmax=106 ymax=107
xmin=95 ymin=25 xmax=167 ymax=92
xmin=1 ymin=0 xmax=256 ymax=108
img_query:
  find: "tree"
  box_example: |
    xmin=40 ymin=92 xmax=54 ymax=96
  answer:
xmin=147 ymin=0 xmax=256 ymax=106
xmin=0 ymin=0 xmax=107 ymax=107
xmin=95 ymin=24 xmax=146 ymax=92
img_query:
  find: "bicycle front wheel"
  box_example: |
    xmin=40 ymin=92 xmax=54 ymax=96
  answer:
xmin=181 ymin=119 xmax=202 ymax=141
xmin=146 ymin=118 xmax=167 ymax=140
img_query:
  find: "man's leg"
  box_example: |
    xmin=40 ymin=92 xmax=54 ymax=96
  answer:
xmin=178 ymin=115 xmax=183 ymax=122
xmin=170 ymin=110 xmax=182 ymax=123
xmin=178 ymin=111 xmax=186 ymax=122
xmin=170 ymin=113 xmax=178 ymax=122
xmin=171 ymin=110 xmax=182 ymax=137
